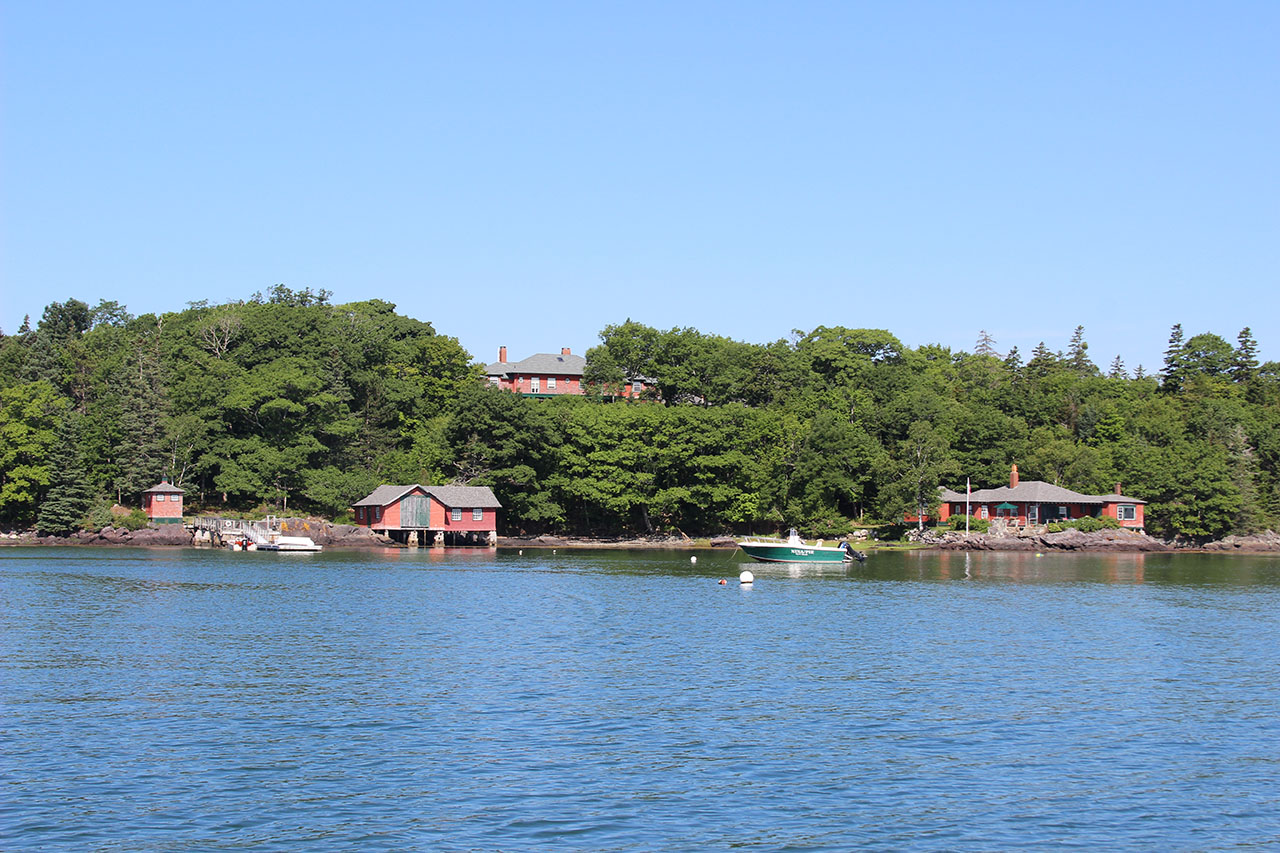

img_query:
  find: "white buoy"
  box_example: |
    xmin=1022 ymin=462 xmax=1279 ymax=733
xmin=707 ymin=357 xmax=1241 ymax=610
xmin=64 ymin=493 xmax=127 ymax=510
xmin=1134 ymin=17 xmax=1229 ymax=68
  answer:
xmin=690 ymin=556 xmax=697 ymax=564
xmin=739 ymin=570 xmax=754 ymax=585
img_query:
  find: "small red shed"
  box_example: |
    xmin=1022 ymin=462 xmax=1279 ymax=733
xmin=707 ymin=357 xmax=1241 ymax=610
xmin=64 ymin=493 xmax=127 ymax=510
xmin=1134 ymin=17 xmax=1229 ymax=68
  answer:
xmin=142 ymin=480 xmax=185 ymax=524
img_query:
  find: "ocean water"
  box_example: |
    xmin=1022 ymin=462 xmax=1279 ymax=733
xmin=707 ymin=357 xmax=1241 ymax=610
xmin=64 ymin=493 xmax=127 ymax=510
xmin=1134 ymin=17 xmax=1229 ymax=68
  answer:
xmin=3 ymin=546 xmax=1279 ymax=851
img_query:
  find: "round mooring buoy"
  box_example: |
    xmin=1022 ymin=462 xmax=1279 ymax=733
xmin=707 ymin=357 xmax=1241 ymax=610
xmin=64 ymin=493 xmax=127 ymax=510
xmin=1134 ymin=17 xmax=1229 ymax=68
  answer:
xmin=739 ymin=570 xmax=754 ymax=586
xmin=690 ymin=556 xmax=697 ymax=564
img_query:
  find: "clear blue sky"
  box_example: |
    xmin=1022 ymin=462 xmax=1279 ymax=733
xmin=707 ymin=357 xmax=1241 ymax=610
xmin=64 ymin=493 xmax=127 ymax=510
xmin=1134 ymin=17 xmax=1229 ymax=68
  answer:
xmin=3 ymin=1 xmax=1277 ymax=372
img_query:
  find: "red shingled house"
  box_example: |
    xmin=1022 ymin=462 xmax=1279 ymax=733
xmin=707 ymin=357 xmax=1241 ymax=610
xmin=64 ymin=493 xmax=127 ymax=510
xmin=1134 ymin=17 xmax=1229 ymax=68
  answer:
xmin=142 ymin=480 xmax=185 ymax=525
xmin=485 ymin=347 xmax=651 ymax=399
xmin=352 ymin=484 xmax=502 ymax=546
xmin=910 ymin=465 xmax=1146 ymax=530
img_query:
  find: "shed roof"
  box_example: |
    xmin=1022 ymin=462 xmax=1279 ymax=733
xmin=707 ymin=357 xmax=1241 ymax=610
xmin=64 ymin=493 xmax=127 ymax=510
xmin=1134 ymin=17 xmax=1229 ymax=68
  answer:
xmin=352 ymin=484 xmax=426 ymax=507
xmin=143 ymin=481 xmax=185 ymax=494
xmin=426 ymin=485 xmax=502 ymax=509
xmin=352 ymin=484 xmax=502 ymax=509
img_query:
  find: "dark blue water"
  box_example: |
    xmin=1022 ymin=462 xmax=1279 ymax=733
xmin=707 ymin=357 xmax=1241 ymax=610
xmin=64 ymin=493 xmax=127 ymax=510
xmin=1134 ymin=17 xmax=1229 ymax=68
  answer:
xmin=3 ymin=546 xmax=1280 ymax=851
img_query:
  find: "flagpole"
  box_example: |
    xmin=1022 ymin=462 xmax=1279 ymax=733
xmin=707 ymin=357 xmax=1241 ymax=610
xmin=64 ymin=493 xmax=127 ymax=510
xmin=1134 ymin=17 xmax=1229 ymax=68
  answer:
xmin=966 ymin=477 xmax=971 ymax=535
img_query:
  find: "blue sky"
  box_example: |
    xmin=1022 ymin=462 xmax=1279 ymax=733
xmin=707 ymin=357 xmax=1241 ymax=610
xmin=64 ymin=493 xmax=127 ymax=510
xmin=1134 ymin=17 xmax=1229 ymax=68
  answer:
xmin=3 ymin=1 xmax=1277 ymax=372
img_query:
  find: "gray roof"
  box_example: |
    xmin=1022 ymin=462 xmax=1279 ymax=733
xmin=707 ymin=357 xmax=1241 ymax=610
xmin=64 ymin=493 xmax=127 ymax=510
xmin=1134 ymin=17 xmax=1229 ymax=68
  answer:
xmin=143 ymin=481 xmax=184 ymax=494
xmin=940 ymin=481 xmax=1146 ymax=505
xmin=352 ymin=484 xmax=424 ymax=507
xmin=425 ymin=485 xmax=503 ymax=509
xmin=352 ymin=484 xmax=502 ymax=509
xmin=486 ymin=352 xmax=586 ymax=378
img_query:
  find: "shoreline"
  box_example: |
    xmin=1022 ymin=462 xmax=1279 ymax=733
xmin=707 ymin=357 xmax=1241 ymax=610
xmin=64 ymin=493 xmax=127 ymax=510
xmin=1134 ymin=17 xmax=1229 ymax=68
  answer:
xmin=4 ymin=527 xmax=1280 ymax=554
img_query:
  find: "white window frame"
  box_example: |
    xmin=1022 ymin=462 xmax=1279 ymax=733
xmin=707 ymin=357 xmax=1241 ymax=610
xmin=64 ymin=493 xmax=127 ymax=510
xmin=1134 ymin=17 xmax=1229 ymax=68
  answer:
xmin=451 ymin=507 xmax=462 ymax=521
xmin=547 ymin=377 xmax=556 ymax=390
xmin=980 ymin=505 xmax=988 ymax=519
xmin=472 ymin=507 xmax=483 ymax=521
xmin=1118 ymin=505 xmax=1136 ymax=521
xmin=632 ymin=381 xmax=643 ymax=393
xmin=531 ymin=377 xmax=540 ymax=393
xmin=156 ymin=494 xmax=166 ymax=502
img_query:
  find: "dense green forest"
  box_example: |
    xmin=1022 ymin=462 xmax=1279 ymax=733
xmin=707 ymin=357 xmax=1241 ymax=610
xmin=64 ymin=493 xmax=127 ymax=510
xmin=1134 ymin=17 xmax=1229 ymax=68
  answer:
xmin=2 ymin=289 xmax=1278 ymax=540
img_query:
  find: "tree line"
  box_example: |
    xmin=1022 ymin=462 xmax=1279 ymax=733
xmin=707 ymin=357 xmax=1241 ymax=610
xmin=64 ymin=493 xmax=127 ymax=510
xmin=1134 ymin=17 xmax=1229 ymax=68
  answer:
xmin=2 ymin=292 xmax=1277 ymax=540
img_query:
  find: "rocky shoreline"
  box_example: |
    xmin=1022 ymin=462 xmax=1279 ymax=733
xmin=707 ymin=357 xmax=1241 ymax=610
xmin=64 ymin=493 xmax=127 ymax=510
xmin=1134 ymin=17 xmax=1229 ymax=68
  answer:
xmin=0 ymin=519 xmax=398 ymax=549
xmin=5 ymin=525 xmax=1280 ymax=553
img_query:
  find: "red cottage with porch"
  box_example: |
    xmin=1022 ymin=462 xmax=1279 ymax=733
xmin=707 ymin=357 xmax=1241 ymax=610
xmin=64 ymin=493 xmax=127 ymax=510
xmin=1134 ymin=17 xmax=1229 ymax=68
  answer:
xmin=142 ymin=480 xmax=185 ymax=525
xmin=912 ymin=465 xmax=1146 ymax=530
xmin=352 ymin=484 xmax=502 ymax=546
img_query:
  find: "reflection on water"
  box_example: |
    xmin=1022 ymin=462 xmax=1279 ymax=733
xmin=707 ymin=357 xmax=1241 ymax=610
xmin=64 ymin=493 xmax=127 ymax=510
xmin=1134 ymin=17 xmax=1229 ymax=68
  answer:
xmin=3 ymin=545 xmax=1280 ymax=851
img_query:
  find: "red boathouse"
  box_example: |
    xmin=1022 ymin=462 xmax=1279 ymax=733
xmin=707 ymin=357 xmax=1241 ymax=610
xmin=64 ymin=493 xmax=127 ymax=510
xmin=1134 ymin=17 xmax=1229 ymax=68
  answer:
xmin=352 ymin=484 xmax=502 ymax=546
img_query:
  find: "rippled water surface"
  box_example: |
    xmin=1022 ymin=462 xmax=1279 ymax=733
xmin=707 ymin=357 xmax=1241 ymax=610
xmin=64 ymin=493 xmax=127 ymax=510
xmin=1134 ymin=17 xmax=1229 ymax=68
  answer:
xmin=4 ymin=546 xmax=1280 ymax=851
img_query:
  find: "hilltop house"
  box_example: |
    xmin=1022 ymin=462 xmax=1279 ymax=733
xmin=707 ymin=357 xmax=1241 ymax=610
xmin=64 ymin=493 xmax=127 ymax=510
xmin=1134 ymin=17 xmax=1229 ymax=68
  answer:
xmin=485 ymin=347 xmax=651 ymax=399
xmin=486 ymin=347 xmax=587 ymax=396
xmin=911 ymin=465 xmax=1146 ymax=530
xmin=352 ymin=484 xmax=502 ymax=546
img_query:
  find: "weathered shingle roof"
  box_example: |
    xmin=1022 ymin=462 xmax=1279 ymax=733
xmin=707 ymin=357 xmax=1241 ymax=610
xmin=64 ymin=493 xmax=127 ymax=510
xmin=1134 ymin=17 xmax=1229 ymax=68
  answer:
xmin=486 ymin=352 xmax=586 ymax=377
xmin=143 ymin=481 xmax=184 ymax=494
xmin=425 ymin=485 xmax=503 ymax=509
xmin=352 ymin=484 xmax=426 ymax=507
xmin=940 ymin=481 xmax=1146 ymax=505
xmin=352 ymin=484 xmax=502 ymax=509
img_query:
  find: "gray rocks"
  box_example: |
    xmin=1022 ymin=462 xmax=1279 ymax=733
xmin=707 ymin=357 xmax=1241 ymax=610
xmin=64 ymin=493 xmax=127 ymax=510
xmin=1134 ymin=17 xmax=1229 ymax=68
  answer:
xmin=912 ymin=527 xmax=1168 ymax=552
xmin=1202 ymin=531 xmax=1280 ymax=552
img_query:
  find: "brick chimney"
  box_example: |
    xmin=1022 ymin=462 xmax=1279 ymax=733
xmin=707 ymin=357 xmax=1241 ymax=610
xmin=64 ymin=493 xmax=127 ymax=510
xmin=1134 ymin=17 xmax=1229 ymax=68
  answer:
xmin=561 ymin=347 xmax=571 ymax=355
xmin=1115 ymin=483 xmax=1123 ymax=495
xmin=499 ymin=346 xmax=507 ymax=363
xmin=1010 ymin=464 xmax=1019 ymax=489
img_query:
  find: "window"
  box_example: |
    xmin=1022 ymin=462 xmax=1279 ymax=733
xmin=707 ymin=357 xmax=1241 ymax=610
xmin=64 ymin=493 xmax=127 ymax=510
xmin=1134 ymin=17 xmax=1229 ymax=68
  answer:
xmin=473 ymin=507 xmax=483 ymax=521
xmin=375 ymin=507 xmax=382 ymax=521
xmin=1058 ymin=505 xmax=1067 ymax=518
xmin=531 ymin=378 xmax=541 ymax=393
xmin=980 ymin=506 xmax=988 ymax=519
xmin=489 ymin=377 xmax=499 ymax=386
xmin=1118 ymin=505 xmax=1137 ymax=521
xmin=452 ymin=507 xmax=462 ymax=521
xmin=633 ymin=381 xmax=643 ymax=394
xmin=155 ymin=494 xmax=166 ymax=502
xmin=357 ymin=507 xmax=364 ymax=521
xmin=548 ymin=377 xmax=556 ymax=390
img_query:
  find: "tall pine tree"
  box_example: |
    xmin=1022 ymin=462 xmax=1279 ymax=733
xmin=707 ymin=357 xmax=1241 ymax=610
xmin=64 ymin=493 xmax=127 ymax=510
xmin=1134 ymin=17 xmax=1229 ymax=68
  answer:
xmin=36 ymin=414 xmax=94 ymax=536
xmin=1162 ymin=323 xmax=1186 ymax=392
xmin=1232 ymin=327 xmax=1259 ymax=383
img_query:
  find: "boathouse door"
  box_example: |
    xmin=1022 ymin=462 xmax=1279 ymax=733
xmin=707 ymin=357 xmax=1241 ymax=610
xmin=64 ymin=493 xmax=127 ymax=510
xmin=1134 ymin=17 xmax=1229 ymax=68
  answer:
xmin=401 ymin=495 xmax=430 ymax=528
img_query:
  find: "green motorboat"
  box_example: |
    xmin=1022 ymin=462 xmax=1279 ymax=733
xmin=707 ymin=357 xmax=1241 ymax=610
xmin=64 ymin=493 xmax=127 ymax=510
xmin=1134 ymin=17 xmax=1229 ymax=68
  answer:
xmin=738 ymin=529 xmax=865 ymax=564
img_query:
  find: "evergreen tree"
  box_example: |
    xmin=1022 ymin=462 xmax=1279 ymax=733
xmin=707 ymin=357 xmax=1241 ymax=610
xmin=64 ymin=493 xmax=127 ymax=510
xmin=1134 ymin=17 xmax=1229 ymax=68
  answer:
xmin=1232 ymin=327 xmax=1259 ymax=383
xmin=36 ymin=415 xmax=94 ymax=536
xmin=1134 ymin=364 xmax=1147 ymax=380
xmin=1108 ymin=355 xmax=1127 ymax=379
xmin=1162 ymin=323 xmax=1186 ymax=392
xmin=1067 ymin=325 xmax=1094 ymax=374
xmin=1026 ymin=342 xmax=1057 ymax=378
xmin=975 ymin=330 xmax=998 ymax=357
xmin=1002 ymin=346 xmax=1022 ymax=372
